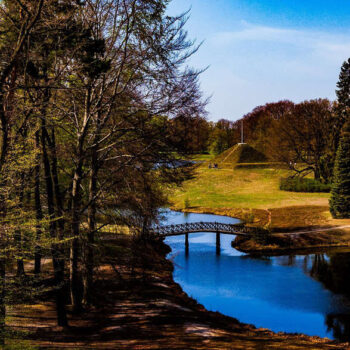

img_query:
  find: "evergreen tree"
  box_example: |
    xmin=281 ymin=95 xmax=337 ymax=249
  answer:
xmin=333 ymin=59 xmax=350 ymax=156
xmin=330 ymin=121 xmax=350 ymax=218
xmin=336 ymin=58 xmax=350 ymax=112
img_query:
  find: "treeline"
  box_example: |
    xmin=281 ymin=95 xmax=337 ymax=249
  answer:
xmin=183 ymin=98 xmax=347 ymax=184
xmin=170 ymin=116 xmax=237 ymax=155
xmin=0 ymin=0 xmax=205 ymax=336
xmin=237 ymin=98 xmax=341 ymax=183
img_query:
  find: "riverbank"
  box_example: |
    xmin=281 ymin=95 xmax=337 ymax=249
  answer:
xmin=169 ymin=165 xmax=350 ymax=253
xmin=8 ymin=236 xmax=349 ymax=349
xmin=173 ymin=205 xmax=350 ymax=254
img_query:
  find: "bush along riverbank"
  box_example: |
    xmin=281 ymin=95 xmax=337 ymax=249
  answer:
xmin=8 ymin=235 xmax=349 ymax=349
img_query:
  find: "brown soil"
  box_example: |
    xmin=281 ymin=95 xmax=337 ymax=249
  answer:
xmin=8 ymin=236 xmax=350 ymax=349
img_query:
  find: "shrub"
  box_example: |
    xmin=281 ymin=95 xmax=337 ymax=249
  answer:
xmin=250 ymin=227 xmax=271 ymax=244
xmin=243 ymin=210 xmax=255 ymax=223
xmin=184 ymin=197 xmax=190 ymax=209
xmin=280 ymin=177 xmax=331 ymax=193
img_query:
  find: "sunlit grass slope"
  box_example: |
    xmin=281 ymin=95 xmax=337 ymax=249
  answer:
xmin=212 ymin=143 xmax=268 ymax=168
xmin=170 ymin=167 xmax=329 ymax=210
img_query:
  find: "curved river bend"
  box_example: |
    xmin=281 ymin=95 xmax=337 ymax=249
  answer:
xmin=159 ymin=209 xmax=350 ymax=342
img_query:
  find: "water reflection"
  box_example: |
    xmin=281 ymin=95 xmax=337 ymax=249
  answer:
xmin=162 ymin=210 xmax=350 ymax=341
xmin=305 ymin=253 xmax=350 ymax=341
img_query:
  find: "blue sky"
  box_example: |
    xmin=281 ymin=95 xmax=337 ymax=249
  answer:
xmin=167 ymin=0 xmax=350 ymax=121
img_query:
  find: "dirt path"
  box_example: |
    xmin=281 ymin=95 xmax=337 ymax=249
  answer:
xmin=275 ymin=225 xmax=350 ymax=236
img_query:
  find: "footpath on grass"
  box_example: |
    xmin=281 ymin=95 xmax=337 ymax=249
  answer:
xmin=9 ymin=236 xmax=349 ymax=349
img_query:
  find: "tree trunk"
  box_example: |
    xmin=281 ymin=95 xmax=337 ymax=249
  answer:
xmin=70 ymin=167 xmax=83 ymax=312
xmin=0 ymin=257 xmax=5 ymax=346
xmin=16 ymin=173 xmax=26 ymax=276
xmin=16 ymin=233 xmax=25 ymax=276
xmin=0 ymin=96 xmax=8 ymax=174
xmin=0 ymin=90 xmax=9 ymax=343
xmin=70 ymin=86 xmax=91 ymax=311
xmin=42 ymin=120 xmax=68 ymax=327
xmin=0 ymin=64 xmax=17 ymax=174
xmin=314 ymin=163 xmax=321 ymax=180
xmin=83 ymin=146 xmax=98 ymax=305
xmin=48 ymin=129 xmax=65 ymax=239
xmin=34 ymin=131 xmax=43 ymax=274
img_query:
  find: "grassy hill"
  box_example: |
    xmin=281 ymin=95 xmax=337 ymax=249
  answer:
xmin=171 ymin=166 xmax=328 ymax=211
xmin=175 ymin=144 xmax=350 ymax=233
xmin=169 ymin=165 xmax=335 ymax=231
xmin=210 ymin=143 xmax=268 ymax=168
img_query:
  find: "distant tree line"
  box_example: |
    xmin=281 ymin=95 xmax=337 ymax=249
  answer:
xmin=0 ymin=0 xmax=206 ymax=337
xmin=174 ymin=56 xmax=350 ymax=218
xmin=179 ymin=98 xmax=342 ymax=183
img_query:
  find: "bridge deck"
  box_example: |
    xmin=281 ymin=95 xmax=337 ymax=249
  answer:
xmin=151 ymin=222 xmax=260 ymax=237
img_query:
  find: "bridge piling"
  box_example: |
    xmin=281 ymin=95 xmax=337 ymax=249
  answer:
xmin=216 ymin=232 xmax=221 ymax=255
xmin=185 ymin=233 xmax=189 ymax=256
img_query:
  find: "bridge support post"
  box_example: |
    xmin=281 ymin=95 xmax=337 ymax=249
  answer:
xmin=216 ymin=232 xmax=221 ymax=255
xmin=185 ymin=233 xmax=189 ymax=256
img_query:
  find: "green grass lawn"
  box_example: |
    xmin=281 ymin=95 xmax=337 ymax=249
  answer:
xmin=190 ymin=153 xmax=215 ymax=162
xmin=170 ymin=166 xmax=330 ymax=210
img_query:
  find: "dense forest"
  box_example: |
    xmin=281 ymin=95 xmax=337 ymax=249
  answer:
xmin=0 ymin=0 xmax=206 ymax=338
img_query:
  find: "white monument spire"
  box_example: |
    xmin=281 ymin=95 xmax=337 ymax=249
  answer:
xmin=239 ymin=120 xmax=246 ymax=144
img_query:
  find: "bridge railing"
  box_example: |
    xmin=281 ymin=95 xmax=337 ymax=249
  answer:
xmin=150 ymin=221 xmax=262 ymax=236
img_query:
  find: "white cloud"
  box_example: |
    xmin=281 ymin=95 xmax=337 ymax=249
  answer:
xmin=211 ymin=22 xmax=350 ymax=63
xmin=187 ymin=22 xmax=350 ymax=120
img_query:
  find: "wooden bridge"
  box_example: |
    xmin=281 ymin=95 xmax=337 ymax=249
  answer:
xmin=151 ymin=222 xmax=259 ymax=237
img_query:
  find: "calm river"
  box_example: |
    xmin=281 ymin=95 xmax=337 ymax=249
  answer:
xmin=159 ymin=209 xmax=350 ymax=341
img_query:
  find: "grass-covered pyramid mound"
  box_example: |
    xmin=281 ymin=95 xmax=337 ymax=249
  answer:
xmin=212 ymin=143 xmax=268 ymax=168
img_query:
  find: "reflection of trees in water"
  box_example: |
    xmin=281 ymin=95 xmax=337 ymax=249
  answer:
xmin=288 ymin=255 xmax=295 ymax=266
xmin=326 ymin=313 xmax=350 ymax=342
xmin=308 ymin=253 xmax=350 ymax=296
xmin=307 ymin=252 xmax=350 ymax=341
xmin=272 ymin=255 xmax=296 ymax=266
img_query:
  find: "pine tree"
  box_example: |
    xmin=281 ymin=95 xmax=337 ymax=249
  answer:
xmin=336 ymin=58 xmax=350 ymax=110
xmin=333 ymin=59 xmax=350 ymax=154
xmin=330 ymin=121 xmax=350 ymax=218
